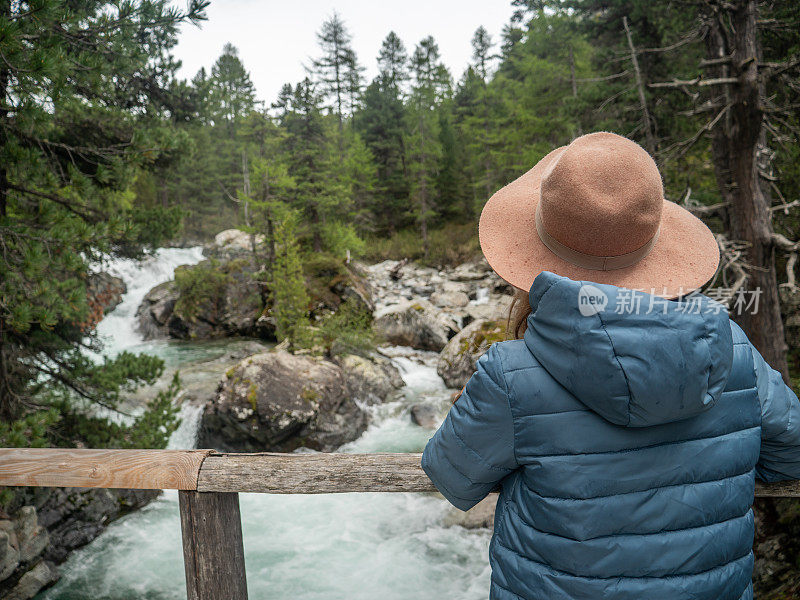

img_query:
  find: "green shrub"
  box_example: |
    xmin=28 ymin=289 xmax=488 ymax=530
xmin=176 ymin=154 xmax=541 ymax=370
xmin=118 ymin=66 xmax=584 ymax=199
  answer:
xmin=363 ymin=222 xmax=481 ymax=267
xmin=314 ymin=302 xmax=376 ymax=356
xmin=174 ymin=260 xmax=232 ymax=319
xmin=321 ymin=221 xmax=366 ymax=259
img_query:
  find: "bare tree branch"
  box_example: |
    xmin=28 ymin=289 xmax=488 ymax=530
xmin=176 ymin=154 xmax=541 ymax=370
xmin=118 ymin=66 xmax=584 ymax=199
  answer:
xmin=649 ymin=76 xmax=739 ymax=88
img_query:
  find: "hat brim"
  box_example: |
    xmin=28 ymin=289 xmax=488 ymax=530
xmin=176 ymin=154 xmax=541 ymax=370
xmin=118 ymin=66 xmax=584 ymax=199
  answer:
xmin=478 ymin=147 xmax=720 ymax=298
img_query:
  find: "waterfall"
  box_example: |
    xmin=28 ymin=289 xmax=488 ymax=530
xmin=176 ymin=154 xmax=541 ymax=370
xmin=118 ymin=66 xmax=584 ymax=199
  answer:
xmin=93 ymin=246 xmax=205 ymax=358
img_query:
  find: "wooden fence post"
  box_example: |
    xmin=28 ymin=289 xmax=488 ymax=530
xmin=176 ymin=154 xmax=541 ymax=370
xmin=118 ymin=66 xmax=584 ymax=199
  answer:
xmin=179 ymin=490 xmax=248 ymax=600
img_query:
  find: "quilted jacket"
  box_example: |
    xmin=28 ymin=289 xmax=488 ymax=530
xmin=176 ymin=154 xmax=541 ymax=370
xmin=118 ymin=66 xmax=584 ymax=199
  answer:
xmin=422 ymin=271 xmax=800 ymax=600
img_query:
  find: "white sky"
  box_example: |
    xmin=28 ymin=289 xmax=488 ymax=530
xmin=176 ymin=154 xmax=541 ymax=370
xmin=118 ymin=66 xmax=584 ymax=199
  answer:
xmin=173 ymin=0 xmax=516 ymax=104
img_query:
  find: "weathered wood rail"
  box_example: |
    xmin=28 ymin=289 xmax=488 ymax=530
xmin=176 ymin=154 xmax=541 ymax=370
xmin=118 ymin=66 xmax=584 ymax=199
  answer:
xmin=0 ymin=448 xmax=797 ymax=599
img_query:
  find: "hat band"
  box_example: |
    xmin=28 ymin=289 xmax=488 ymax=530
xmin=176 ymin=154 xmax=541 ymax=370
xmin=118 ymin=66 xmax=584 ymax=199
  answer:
xmin=535 ymin=205 xmax=660 ymax=271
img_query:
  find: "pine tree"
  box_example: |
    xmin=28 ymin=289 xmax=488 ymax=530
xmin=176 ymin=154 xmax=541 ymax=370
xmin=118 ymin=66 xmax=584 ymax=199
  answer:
xmin=378 ymin=32 xmax=409 ymax=91
xmin=407 ymin=36 xmax=451 ymax=255
xmin=270 ymin=209 xmax=311 ymax=348
xmin=0 ymin=0 xmax=208 ymax=446
xmin=471 ymin=26 xmax=497 ymax=202
xmin=311 ymin=13 xmax=359 ymax=131
xmin=282 ymin=78 xmax=345 ymax=251
xmin=356 ymin=32 xmax=411 ymax=234
xmin=210 ymin=43 xmax=257 ymax=125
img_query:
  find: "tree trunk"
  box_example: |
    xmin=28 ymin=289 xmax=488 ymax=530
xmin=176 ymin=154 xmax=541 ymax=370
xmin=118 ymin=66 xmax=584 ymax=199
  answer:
xmin=704 ymin=0 xmax=790 ymax=380
xmin=569 ymin=46 xmax=583 ymax=137
xmin=0 ymin=0 xmax=8 ymax=221
xmin=418 ymin=108 xmax=429 ymax=258
xmin=0 ymin=0 xmax=13 ymax=419
xmin=623 ymin=17 xmax=656 ymax=156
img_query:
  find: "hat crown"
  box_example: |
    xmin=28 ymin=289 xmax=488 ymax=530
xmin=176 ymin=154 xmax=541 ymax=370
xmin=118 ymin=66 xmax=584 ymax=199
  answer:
xmin=538 ymin=132 xmax=663 ymax=257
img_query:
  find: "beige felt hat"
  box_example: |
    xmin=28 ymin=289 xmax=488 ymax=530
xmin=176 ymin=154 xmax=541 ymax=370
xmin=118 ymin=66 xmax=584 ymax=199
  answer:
xmin=478 ymin=132 xmax=719 ymax=298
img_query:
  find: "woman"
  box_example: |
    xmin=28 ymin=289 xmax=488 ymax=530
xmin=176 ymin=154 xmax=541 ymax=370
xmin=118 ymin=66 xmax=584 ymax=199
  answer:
xmin=421 ymin=132 xmax=800 ymax=600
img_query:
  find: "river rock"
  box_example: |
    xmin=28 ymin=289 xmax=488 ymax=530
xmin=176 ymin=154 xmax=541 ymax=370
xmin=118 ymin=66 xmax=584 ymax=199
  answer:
xmin=305 ymin=255 xmax=375 ymax=316
xmin=430 ymin=290 xmax=470 ymax=308
xmin=86 ymin=272 xmax=126 ymax=315
xmin=373 ymin=299 xmax=459 ymax=351
xmin=437 ymin=319 xmax=506 ymax=389
xmin=209 ymin=229 xmax=265 ymax=258
xmin=410 ymin=404 xmax=439 ymax=429
xmin=462 ymin=299 xmax=510 ymax=325
xmin=14 ymin=508 xmax=47 ymax=564
xmin=443 ymin=494 xmax=498 ymax=530
xmin=4 ymin=560 xmax=58 ymax=600
xmin=200 ymin=350 xmax=373 ymax=452
xmin=0 ymin=527 xmax=19 ymax=582
xmin=449 ymin=261 xmax=492 ymax=282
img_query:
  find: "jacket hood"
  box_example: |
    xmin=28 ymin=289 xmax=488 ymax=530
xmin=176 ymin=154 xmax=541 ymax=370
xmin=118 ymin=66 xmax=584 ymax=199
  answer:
xmin=524 ymin=272 xmax=734 ymax=427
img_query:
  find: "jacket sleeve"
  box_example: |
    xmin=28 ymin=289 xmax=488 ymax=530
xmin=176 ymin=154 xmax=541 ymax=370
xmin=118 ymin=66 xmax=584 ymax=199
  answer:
xmin=421 ymin=344 xmax=517 ymax=511
xmin=752 ymin=344 xmax=800 ymax=482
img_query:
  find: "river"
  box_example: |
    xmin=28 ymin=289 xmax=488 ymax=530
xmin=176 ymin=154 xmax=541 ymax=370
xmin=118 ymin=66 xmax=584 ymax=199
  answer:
xmin=37 ymin=249 xmax=491 ymax=600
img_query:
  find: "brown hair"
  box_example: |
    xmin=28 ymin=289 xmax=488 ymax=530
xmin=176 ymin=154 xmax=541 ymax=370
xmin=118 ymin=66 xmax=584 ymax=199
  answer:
xmin=451 ymin=287 xmax=531 ymax=404
xmin=507 ymin=287 xmax=532 ymax=340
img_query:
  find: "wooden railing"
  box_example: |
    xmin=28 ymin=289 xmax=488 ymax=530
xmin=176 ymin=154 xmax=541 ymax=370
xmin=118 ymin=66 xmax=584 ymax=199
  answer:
xmin=0 ymin=448 xmax=798 ymax=600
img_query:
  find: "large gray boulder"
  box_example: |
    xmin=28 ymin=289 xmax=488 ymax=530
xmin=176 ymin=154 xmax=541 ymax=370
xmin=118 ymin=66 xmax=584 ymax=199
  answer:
xmin=206 ymin=229 xmax=265 ymax=259
xmin=333 ymin=353 xmax=403 ymax=405
xmin=136 ymin=280 xmax=176 ymax=339
xmin=373 ymin=299 xmax=459 ymax=351
xmin=436 ymin=319 xmax=506 ymax=389
xmin=199 ymin=350 xmax=402 ymax=452
xmin=136 ymin=258 xmax=267 ymax=341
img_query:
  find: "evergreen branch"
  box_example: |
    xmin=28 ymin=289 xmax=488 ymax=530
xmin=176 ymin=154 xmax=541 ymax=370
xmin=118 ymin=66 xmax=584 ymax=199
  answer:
xmin=31 ymin=360 xmax=134 ymax=418
xmin=7 ymin=183 xmax=104 ymax=222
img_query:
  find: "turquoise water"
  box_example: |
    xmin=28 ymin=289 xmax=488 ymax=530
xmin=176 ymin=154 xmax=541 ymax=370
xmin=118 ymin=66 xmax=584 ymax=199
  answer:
xmin=40 ymin=353 xmax=491 ymax=600
xmin=37 ymin=251 xmax=492 ymax=599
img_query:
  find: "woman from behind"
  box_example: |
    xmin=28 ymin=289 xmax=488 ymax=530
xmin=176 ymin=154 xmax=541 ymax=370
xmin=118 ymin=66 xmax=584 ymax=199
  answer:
xmin=422 ymin=132 xmax=800 ymax=600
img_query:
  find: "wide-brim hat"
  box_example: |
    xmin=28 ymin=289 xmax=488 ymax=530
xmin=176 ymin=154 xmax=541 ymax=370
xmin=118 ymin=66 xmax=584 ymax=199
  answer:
xmin=478 ymin=132 xmax=719 ymax=298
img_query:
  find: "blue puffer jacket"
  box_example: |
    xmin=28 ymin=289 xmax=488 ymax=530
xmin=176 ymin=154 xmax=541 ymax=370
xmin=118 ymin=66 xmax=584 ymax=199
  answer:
xmin=422 ymin=271 xmax=800 ymax=600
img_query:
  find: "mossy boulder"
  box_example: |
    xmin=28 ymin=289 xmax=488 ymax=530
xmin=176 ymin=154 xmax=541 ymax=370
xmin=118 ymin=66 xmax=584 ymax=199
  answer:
xmin=199 ymin=349 xmax=400 ymax=452
xmin=436 ymin=319 xmax=506 ymax=389
xmin=136 ymin=258 xmax=268 ymax=341
xmin=333 ymin=353 xmax=403 ymax=404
